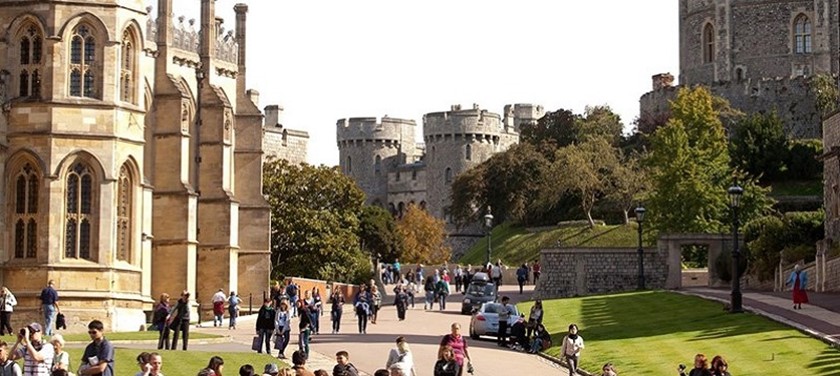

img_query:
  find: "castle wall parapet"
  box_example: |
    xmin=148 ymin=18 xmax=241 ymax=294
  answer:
xmin=423 ymin=107 xmax=504 ymax=139
xmin=336 ymin=117 xmax=416 ymax=145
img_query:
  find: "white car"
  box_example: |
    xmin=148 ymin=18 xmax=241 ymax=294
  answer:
xmin=469 ymin=302 xmax=520 ymax=340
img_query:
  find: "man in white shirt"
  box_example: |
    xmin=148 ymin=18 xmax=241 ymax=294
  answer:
xmin=10 ymin=323 xmax=53 ymax=376
xmin=212 ymin=289 xmax=226 ymax=327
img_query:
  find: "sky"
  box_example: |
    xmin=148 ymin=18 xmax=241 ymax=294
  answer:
xmin=163 ymin=1 xmax=679 ymax=166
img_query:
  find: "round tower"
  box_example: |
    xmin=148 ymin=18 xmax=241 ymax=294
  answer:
xmin=423 ymin=104 xmax=503 ymax=220
xmin=336 ymin=116 xmax=416 ymax=206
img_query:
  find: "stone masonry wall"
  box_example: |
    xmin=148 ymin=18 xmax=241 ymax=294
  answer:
xmin=534 ymin=247 xmax=668 ymax=300
xmin=264 ymin=127 xmax=308 ymax=165
xmin=822 ymin=112 xmax=840 ymax=240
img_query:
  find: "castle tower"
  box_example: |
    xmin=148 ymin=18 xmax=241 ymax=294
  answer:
xmin=0 ymin=0 xmax=154 ymax=331
xmin=337 ymin=116 xmax=416 ymax=206
xmin=423 ymin=104 xmax=504 ymax=220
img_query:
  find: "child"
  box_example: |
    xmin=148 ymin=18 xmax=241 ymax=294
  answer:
xmin=0 ymin=341 xmax=23 ymax=375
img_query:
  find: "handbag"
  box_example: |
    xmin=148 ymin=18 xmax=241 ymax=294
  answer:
xmin=273 ymin=332 xmax=283 ymax=350
xmin=251 ymin=335 xmax=262 ymax=352
xmin=56 ymin=312 xmax=67 ymax=330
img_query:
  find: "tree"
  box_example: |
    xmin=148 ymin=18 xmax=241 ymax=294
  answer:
xmin=263 ymin=159 xmax=371 ymax=283
xmin=578 ymin=105 xmax=624 ymax=145
xmin=604 ymin=152 xmax=649 ymax=224
xmin=544 ymin=136 xmax=619 ymax=228
xmin=730 ymin=112 xmax=787 ymax=181
xmin=396 ymin=204 xmax=451 ymax=264
xmin=358 ymin=205 xmax=403 ymax=263
xmin=520 ymin=106 xmax=624 ymax=152
xmin=449 ymin=143 xmax=552 ymax=227
xmin=645 ymin=86 xmax=772 ymax=235
xmin=810 ymin=73 xmax=839 ymax=117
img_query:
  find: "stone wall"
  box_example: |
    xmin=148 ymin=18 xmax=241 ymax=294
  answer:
xmin=534 ymin=247 xmax=667 ymax=300
xmin=823 ymin=112 xmax=840 ymax=240
xmin=264 ymin=126 xmax=308 ymax=165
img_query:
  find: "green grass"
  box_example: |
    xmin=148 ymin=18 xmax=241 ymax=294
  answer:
xmin=460 ymin=222 xmax=645 ymax=265
xmin=50 ymin=347 xmax=290 ymax=375
xmin=518 ymin=291 xmax=840 ymax=375
xmin=61 ymin=331 xmax=222 ymax=342
xmin=768 ymin=180 xmax=823 ymax=196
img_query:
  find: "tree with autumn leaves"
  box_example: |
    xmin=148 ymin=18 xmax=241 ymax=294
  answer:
xmin=396 ymin=204 xmax=452 ymax=264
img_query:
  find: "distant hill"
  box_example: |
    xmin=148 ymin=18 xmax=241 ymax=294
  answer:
xmin=458 ymin=222 xmax=647 ymax=265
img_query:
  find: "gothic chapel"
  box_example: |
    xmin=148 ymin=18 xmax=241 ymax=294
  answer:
xmin=0 ymin=0 xmax=272 ymax=332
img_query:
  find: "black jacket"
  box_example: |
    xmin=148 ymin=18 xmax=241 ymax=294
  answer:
xmin=332 ymin=363 xmax=359 ymax=376
xmin=256 ymin=305 xmax=276 ymax=330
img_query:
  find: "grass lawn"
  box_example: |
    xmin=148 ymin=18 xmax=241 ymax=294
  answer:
xmin=460 ymin=222 xmax=645 ymax=265
xmin=48 ymin=347 xmax=289 ymax=375
xmin=518 ymin=291 xmax=840 ymax=375
xmin=61 ymin=331 xmax=222 ymax=342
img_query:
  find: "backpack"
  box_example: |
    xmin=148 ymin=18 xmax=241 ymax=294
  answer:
xmin=287 ymin=284 xmax=299 ymax=297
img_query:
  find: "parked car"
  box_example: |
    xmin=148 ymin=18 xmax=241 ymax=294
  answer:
xmin=461 ymin=273 xmax=496 ymax=314
xmin=469 ymin=302 xmax=520 ymax=340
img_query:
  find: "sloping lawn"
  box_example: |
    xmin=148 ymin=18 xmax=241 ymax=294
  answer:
xmin=62 ymin=330 xmax=222 ymax=342
xmin=460 ymin=222 xmax=644 ymax=265
xmin=518 ymin=291 xmax=840 ymax=375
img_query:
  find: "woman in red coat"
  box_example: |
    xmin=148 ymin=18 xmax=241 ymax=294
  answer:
xmin=785 ymin=264 xmax=809 ymax=310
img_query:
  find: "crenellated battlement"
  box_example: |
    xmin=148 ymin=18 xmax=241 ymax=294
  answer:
xmin=336 ymin=116 xmax=416 ymax=144
xmin=423 ymin=104 xmax=505 ymax=139
xmin=144 ymin=5 xmax=238 ymax=64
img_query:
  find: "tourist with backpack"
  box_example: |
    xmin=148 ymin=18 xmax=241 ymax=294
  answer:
xmin=285 ymin=281 xmax=299 ymax=318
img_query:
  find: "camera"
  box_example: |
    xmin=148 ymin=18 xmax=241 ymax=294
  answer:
xmin=678 ymin=364 xmax=686 ymax=370
xmin=19 ymin=328 xmax=27 ymax=336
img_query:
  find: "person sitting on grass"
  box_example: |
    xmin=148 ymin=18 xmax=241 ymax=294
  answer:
xmin=529 ymin=323 xmax=551 ymax=354
xmin=601 ymin=362 xmax=617 ymax=376
xmin=509 ymin=314 xmax=528 ymax=351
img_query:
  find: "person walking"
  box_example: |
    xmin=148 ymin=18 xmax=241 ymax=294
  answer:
xmin=0 ymin=287 xmax=17 ymax=336
xmin=393 ymin=286 xmax=409 ymax=321
xmin=298 ymin=303 xmax=312 ymax=359
xmin=153 ymin=293 xmax=171 ymax=350
xmin=786 ymin=264 xmax=809 ymax=310
xmin=435 ymin=277 xmax=449 ymax=311
xmin=329 ymin=290 xmax=345 ymax=334
xmin=228 ymin=291 xmax=242 ymax=330
xmin=274 ymin=301 xmax=292 ymax=359
xmin=168 ymin=291 xmax=191 ymax=351
xmin=433 ymin=345 xmax=459 ymax=376
xmin=353 ymin=286 xmax=370 ymax=334
xmin=38 ymin=280 xmax=58 ymax=336
xmin=560 ymin=324 xmax=584 ymax=376
xmin=212 ymin=289 xmax=226 ymax=327
xmin=385 ymin=337 xmax=415 ymax=376
xmin=285 ymin=281 xmax=299 ymax=318
xmin=516 ymin=264 xmax=527 ymax=294
xmin=439 ymin=323 xmax=471 ymax=376
xmin=532 ymin=260 xmax=541 ymax=285
xmin=255 ymin=299 xmax=276 ymax=354
xmin=423 ymin=277 xmax=435 ymax=311
xmin=453 ymin=266 xmax=463 ymax=294
xmin=311 ymin=288 xmax=323 ymax=334
xmin=370 ymin=286 xmax=382 ymax=325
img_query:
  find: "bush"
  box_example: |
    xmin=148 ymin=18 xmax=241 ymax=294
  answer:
xmin=715 ymin=248 xmax=749 ymax=282
xmin=730 ymin=113 xmax=788 ymax=181
xmin=785 ymin=139 xmax=823 ymax=180
xmin=744 ymin=210 xmax=824 ymax=281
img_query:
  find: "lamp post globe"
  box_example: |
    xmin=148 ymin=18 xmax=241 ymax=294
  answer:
xmin=484 ymin=207 xmax=494 ymax=265
xmin=728 ymin=184 xmax=744 ymax=313
xmin=635 ymin=205 xmax=646 ymax=290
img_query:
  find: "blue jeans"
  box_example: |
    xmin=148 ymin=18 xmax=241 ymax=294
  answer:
xmin=43 ymin=304 xmax=56 ymax=335
xmin=228 ymin=308 xmax=238 ymax=328
xmin=257 ymin=329 xmax=272 ymax=353
xmin=289 ymin=295 xmax=297 ymax=316
xmin=425 ymin=292 xmax=434 ymax=309
xmin=331 ymin=310 xmax=342 ymax=333
xmin=309 ymin=311 xmax=319 ymax=334
xmin=298 ymin=328 xmax=310 ymax=358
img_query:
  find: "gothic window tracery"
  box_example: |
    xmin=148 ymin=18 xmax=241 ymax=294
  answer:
xmin=116 ymin=164 xmax=132 ymax=262
xmin=121 ymin=29 xmax=137 ymax=103
xmin=69 ymin=24 xmax=97 ymax=98
xmin=18 ymin=24 xmax=43 ymax=97
xmin=445 ymin=167 xmax=453 ymax=183
xmin=374 ymin=155 xmax=381 ymax=176
xmin=465 ymin=144 xmax=472 ymax=161
xmin=65 ymin=162 xmax=95 ymax=260
xmin=12 ymin=163 xmax=39 ymax=258
xmin=794 ymin=15 xmax=812 ymax=54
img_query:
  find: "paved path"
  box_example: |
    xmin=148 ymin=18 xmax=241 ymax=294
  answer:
xmin=682 ymin=288 xmax=840 ymax=346
xmin=187 ymin=284 xmax=562 ymax=376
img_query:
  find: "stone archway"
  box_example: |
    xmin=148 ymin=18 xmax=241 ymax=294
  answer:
xmin=658 ymin=233 xmax=733 ymax=289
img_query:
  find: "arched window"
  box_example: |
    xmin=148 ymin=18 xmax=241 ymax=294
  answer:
xmin=346 ymin=156 xmax=352 ymax=174
xmin=465 ymin=144 xmax=472 ymax=161
xmin=735 ymin=67 xmax=744 ymax=81
xmin=12 ymin=163 xmax=39 ymax=258
xmin=374 ymin=155 xmax=382 ymax=176
xmin=69 ymin=24 xmax=97 ymax=98
xmin=703 ymin=23 xmax=715 ymax=63
xmin=120 ymin=29 xmax=137 ymax=104
xmin=18 ymin=24 xmax=43 ymax=97
xmin=445 ymin=167 xmax=453 ymax=183
xmin=65 ymin=162 xmax=95 ymax=260
xmin=794 ymin=15 xmax=812 ymax=54
xmin=116 ymin=164 xmax=132 ymax=262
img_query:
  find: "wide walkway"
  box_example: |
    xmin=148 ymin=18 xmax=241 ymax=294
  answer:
xmin=192 ymin=284 xmax=562 ymax=375
xmin=682 ymin=287 xmax=840 ymax=346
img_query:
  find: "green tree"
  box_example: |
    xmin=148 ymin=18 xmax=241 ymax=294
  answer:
xmin=810 ymin=73 xmax=839 ymax=116
xmin=396 ymin=203 xmax=451 ymax=264
xmin=785 ymin=139 xmax=823 ymax=180
xmin=450 ymin=143 xmax=551 ymax=226
xmin=578 ymin=105 xmax=624 ymax=145
xmin=730 ymin=112 xmax=788 ymax=181
xmin=358 ymin=205 xmax=403 ymax=263
xmin=544 ymin=136 xmax=620 ymax=228
xmin=263 ymin=159 xmax=370 ymax=283
xmin=645 ymin=86 xmax=772 ymax=235
xmin=604 ymin=152 xmax=649 ymax=224
xmin=520 ymin=108 xmax=579 ymax=151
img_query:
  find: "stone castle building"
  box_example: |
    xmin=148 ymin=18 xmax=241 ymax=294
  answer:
xmin=0 ymin=0 xmax=306 ymax=332
xmin=640 ymin=0 xmax=839 ymax=138
xmin=337 ymin=104 xmax=544 ymax=254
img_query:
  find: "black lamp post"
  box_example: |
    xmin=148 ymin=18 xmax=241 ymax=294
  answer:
xmin=635 ymin=205 xmax=646 ymax=290
xmin=484 ymin=207 xmax=493 ymax=265
xmin=728 ymin=184 xmax=744 ymax=313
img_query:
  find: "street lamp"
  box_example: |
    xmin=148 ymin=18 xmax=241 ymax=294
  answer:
xmin=484 ymin=207 xmax=494 ymax=265
xmin=728 ymin=183 xmax=744 ymax=313
xmin=635 ymin=205 xmax=646 ymax=290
